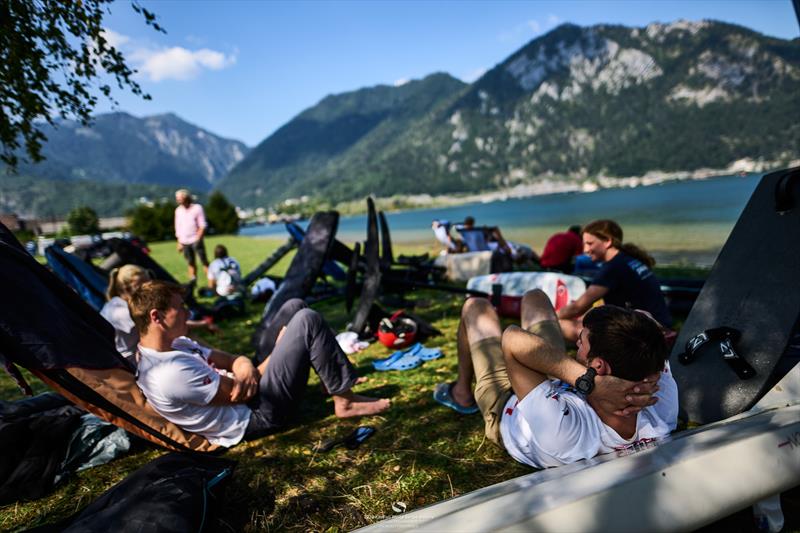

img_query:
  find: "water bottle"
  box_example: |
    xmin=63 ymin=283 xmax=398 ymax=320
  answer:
xmin=753 ymin=494 xmax=784 ymax=532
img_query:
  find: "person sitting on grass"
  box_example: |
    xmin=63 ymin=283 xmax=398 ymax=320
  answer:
xmin=456 ymin=216 xmax=539 ymax=265
xmin=432 ymin=219 xmax=464 ymax=254
xmin=539 ymin=225 xmax=583 ymax=273
xmin=129 ymin=281 xmax=390 ymax=446
xmin=100 ymin=264 xmax=217 ymax=365
xmin=434 ymin=290 xmax=677 ymax=468
xmin=207 ymin=244 xmax=242 ymax=297
xmin=557 ymin=219 xmax=672 ymax=343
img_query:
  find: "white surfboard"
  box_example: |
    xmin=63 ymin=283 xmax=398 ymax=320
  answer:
xmin=356 ymin=363 xmax=800 ymax=532
xmin=466 ymin=272 xmax=587 ymax=316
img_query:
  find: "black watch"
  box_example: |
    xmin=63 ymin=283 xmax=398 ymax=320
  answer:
xmin=575 ymin=367 xmax=597 ymax=397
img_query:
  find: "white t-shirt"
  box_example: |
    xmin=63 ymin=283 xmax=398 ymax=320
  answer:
xmin=100 ymin=296 xmax=139 ymax=363
xmin=136 ymin=336 xmax=251 ymax=447
xmin=500 ymin=363 xmax=678 ymax=468
xmin=208 ymin=257 xmax=242 ymax=296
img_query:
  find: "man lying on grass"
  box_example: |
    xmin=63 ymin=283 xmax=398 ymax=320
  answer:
xmin=129 ymin=280 xmax=390 ymax=447
xmin=434 ymin=290 xmax=677 ymax=468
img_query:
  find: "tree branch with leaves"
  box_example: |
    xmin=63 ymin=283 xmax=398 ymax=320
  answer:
xmin=0 ymin=0 xmax=164 ymax=169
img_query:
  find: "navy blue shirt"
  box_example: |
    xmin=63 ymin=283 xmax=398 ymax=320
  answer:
xmin=592 ymin=252 xmax=672 ymax=327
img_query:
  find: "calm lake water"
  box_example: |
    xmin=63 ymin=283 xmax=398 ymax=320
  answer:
xmin=240 ymin=174 xmax=761 ymax=266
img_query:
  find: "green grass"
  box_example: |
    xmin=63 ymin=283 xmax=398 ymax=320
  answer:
xmin=0 ymin=236 xmax=732 ymax=532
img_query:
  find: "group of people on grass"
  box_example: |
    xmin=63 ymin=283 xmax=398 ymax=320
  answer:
xmin=100 ymin=202 xmax=676 ymax=470
xmin=432 ymin=216 xmax=538 ymax=265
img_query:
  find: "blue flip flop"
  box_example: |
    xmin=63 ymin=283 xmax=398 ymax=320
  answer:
xmin=372 ymin=349 xmax=407 ymax=371
xmin=433 ymin=383 xmax=479 ymax=414
xmin=373 ymin=346 xmax=423 ymax=371
xmin=416 ymin=344 xmax=443 ymax=361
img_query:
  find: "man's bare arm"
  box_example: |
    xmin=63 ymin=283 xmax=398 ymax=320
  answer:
xmin=556 ymin=284 xmax=608 ymax=320
xmin=209 ymin=374 xmax=241 ymax=405
xmin=208 ymin=350 xmax=259 ymax=402
xmin=502 ymin=325 xmax=659 ymax=415
xmin=502 ymin=326 xmax=586 ymax=385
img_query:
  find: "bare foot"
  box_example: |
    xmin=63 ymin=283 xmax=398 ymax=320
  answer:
xmin=333 ymin=392 xmax=391 ymax=418
xmin=450 ymin=382 xmax=476 ymax=409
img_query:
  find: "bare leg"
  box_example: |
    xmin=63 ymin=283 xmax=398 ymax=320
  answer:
xmin=333 ymin=391 xmax=390 ymax=417
xmin=504 ymin=290 xmax=560 ymax=400
xmin=188 ymin=262 xmax=197 ymax=280
xmin=521 ymin=289 xmax=558 ymax=330
xmin=559 ymin=317 xmax=582 ymax=344
xmin=491 ymin=228 xmax=513 ymax=255
xmin=451 ymin=297 xmax=502 ymax=407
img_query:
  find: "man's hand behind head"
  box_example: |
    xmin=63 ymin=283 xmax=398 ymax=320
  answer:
xmin=591 ymin=372 xmax=660 ymax=417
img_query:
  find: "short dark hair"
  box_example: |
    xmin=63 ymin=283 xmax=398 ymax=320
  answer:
xmin=128 ymin=280 xmax=185 ymax=335
xmin=214 ymin=244 xmax=228 ymax=259
xmin=464 ymin=216 xmax=475 ymax=226
xmin=568 ymin=225 xmax=581 ymax=235
xmin=582 ymin=305 xmax=668 ymax=381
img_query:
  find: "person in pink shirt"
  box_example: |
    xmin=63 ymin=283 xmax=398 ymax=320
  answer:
xmin=174 ymin=188 xmax=209 ymax=283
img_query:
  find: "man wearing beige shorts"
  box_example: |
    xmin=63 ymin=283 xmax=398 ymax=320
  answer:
xmin=434 ymin=290 xmax=677 ymax=468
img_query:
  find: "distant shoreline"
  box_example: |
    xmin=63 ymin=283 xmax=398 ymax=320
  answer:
xmin=331 ymin=157 xmax=796 ymax=217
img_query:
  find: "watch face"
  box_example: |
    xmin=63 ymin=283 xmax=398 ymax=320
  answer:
xmin=576 ymin=369 xmax=595 ymax=395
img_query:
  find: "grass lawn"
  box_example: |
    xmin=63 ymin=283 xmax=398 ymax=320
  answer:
xmin=7 ymin=234 xmax=783 ymax=532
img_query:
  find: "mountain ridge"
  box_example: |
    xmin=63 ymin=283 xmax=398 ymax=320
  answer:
xmin=220 ymin=19 xmax=800 ymax=208
xmin=14 ymin=111 xmax=249 ymax=191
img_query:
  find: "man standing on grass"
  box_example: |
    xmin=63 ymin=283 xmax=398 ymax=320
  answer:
xmin=434 ymin=290 xmax=677 ymax=468
xmin=130 ymin=281 xmax=390 ymax=446
xmin=174 ymin=188 xmax=209 ymax=284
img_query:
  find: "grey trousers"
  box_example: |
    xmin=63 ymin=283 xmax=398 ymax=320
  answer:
xmin=245 ymin=303 xmax=357 ymax=438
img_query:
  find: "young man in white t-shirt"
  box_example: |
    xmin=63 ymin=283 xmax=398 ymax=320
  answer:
xmin=434 ymin=289 xmax=677 ymax=468
xmin=129 ymin=281 xmax=390 ymax=447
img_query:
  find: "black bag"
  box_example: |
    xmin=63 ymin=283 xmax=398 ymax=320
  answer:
xmin=27 ymin=453 xmax=236 ymax=533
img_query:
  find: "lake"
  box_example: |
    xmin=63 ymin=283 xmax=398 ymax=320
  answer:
xmin=240 ymin=174 xmax=761 ymax=266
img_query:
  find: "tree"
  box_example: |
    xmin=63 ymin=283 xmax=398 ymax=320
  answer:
xmin=0 ymin=0 xmax=164 ymax=169
xmin=67 ymin=206 xmax=100 ymax=235
xmin=126 ymin=201 xmax=174 ymax=242
xmin=205 ymin=191 xmax=240 ymax=234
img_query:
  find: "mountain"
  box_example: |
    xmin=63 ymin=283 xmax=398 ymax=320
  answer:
xmin=220 ymin=20 xmax=800 ymax=208
xmin=218 ymin=72 xmax=468 ymax=205
xmin=15 ymin=112 xmax=248 ymax=191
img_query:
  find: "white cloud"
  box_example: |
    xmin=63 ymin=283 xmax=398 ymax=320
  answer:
xmin=547 ymin=14 xmax=561 ymax=27
xmin=498 ymin=19 xmax=544 ymax=43
xmin=463 ymin=67 xmax=487 ymax=83
xmin=101 ymin=28 xmax=130 ymax=48
xmin=132 ymin=46 xmax=237 ymax=82
xmin=394 ymin=78 xmax=410 ymax=87
xmin=98 ymin=28 xmax=236 ymax=82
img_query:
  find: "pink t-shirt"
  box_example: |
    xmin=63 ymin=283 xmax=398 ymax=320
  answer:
xmin=174 ymin=203 xmax=207 ymax=245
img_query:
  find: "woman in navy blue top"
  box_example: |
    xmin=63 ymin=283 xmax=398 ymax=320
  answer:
xmin=557 ymin=220 xmax=672 ymax=343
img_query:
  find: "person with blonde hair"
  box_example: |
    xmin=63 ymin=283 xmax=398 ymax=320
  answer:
xmin=100 ymin=265 xmax=151 ymax=363
xmin=556 ymin=220 xmax=671 ymax=343
xmin=100 ymin=265 xmax=217 ymax=364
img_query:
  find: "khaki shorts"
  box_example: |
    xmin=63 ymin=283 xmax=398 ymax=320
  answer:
xmin=471 ymin=320 xmax=564 ymax=446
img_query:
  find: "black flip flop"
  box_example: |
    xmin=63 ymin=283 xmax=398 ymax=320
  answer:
xmin=313 ymin=426 xmax=376 ymax=452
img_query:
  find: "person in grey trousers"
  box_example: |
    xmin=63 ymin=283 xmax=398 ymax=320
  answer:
xmin=130 ymin=281 xmax=390 ymax=447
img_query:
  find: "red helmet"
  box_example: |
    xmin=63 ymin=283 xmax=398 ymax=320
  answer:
xmin=377 ymin=311 xmax=418 ymax=349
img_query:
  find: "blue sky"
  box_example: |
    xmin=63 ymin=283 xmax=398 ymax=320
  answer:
xmin=96 ymin=0 xmax=799 ymax=146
